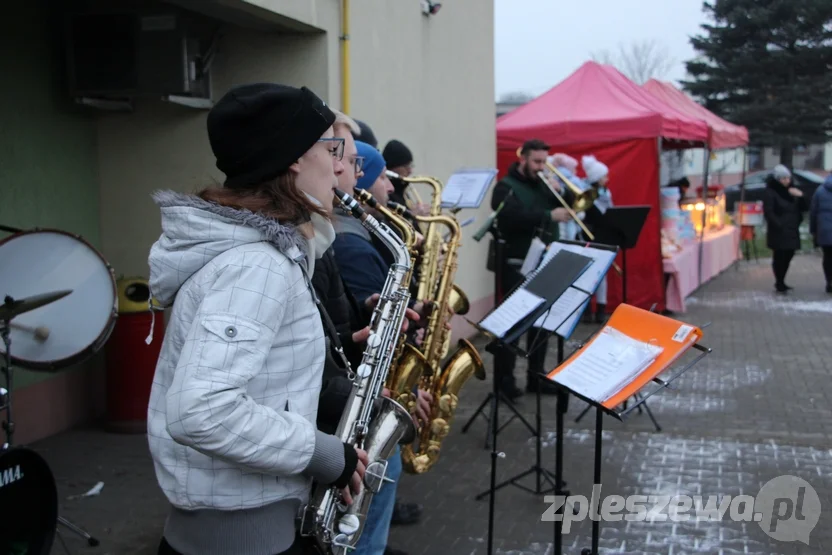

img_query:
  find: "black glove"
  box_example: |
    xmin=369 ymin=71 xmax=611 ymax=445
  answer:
xmin=333 ymin=443 xmax=359 ymax=489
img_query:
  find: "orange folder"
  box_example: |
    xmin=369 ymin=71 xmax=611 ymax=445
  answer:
xmin=546 ymin=304 xmax=703 ymax=410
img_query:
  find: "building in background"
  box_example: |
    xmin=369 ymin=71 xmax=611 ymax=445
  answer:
xmin=1 ymin=0 xmax=495 ymax=443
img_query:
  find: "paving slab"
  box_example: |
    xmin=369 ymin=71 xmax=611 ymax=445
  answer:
xmin=20 ymin=252 xmax=832 ymax=554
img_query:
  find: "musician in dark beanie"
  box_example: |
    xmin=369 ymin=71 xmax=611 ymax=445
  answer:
xmin=383 ymin=139 xmax=414 ymax=208
xmin=383 ymin=139 xmax=414 ymax=178
xmin=383 ymin=139 xmax=430 ymax=220
xmin=353 ymin=119 xmax=379 ymax=149
xmin=146 ymin=83 xmax=368 ymax=555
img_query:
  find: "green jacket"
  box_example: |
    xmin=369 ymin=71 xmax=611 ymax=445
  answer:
xmin=491 ymin=163 xmax=570 ymax=262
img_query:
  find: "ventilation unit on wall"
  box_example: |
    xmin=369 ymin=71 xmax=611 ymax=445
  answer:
xmin=65 ymin=11 xmax=218 ymax=110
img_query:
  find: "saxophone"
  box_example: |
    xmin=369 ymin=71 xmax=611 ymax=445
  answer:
xmin=398 ymin=175 xmax=469 ymax=318
xmin=352 ymin=188 xmax=427 ymax=416
xmin=387 ymin=193 xmax=487 ymax=475
xmin=300 ymin=189 xmax=419 ymax=555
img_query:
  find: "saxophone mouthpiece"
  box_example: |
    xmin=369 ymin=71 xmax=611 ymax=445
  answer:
xmin=334 ymin=189 xmax=366 ymax=219
xmin=386 ymin=170 xmax=401 ymax=179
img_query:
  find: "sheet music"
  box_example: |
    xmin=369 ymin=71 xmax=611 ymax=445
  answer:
xmin=479 ymin=288 xmax=545 ymax=338
xmin=440 ymin=168 xmax=497 ymax=209
xmin=520 ymin=237 xmax=547 ymax=276
xmin=535 ymin=242 xmax=616 ymax=294
xmin=533 ymin=287 xmax=590 ymax=331
xmin=557 ymin=299 xmax=589 ymax=337
xmin=552 ymin=328 xmax=664 ymax=402
xmin=570 ymin=247 xmax=617 ymax=293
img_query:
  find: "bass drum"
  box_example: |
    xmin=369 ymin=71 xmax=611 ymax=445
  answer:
xmin=0 ymin=229 xmax=118 ymax=371
xmin=0 ymin=447 xmax=58 ymax=554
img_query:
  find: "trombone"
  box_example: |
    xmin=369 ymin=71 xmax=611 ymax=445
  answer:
xmin=515 ymin=146 xmax=597 ymax=214
xmin=545 ymin=162 xmax=598 ymax=213
xmin=534 ymin=167 xmax=623 ymax=275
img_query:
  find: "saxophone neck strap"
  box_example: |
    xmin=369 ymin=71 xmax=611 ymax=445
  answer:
xmin=299 ymin=259 xmax=354 ymax=375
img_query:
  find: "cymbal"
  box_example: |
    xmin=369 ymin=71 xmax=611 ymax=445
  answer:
xmin=1 ymin=290 xmax=73 ymax=322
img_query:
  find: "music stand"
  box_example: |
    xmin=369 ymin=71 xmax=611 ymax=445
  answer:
xmin=591 ymin=205 xmax=651 ymax=305
xmin=574 ymin=206 xmax=659 ymax=428
xmin=469 ymin=248 xmax=595 ymax=555
xmin=544 ymin=305 xmax=711 ymax=555
xmin=473 ymin=299 xmax=586 ymax=502
xmin=461 ymin=226 xmax=537 ymax=449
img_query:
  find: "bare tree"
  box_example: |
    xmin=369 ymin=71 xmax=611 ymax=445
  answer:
xmin=591 ymin=39 xmax=676 ymax=85
xmin=498 ymin=91 xmax=535 ymax=104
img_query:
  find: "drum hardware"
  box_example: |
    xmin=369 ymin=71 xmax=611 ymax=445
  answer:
xmin=0 ymin=226 xmax=116 ymax=552
xmin=1 ymin=300 xmax=101 ymax=552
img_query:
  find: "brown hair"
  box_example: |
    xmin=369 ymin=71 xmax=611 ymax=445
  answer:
xmin=198 ymin=172 xmax=329 ymax=224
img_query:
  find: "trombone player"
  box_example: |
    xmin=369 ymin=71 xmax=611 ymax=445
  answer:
xmin=489 ymin=139 xmax=574 ymax=399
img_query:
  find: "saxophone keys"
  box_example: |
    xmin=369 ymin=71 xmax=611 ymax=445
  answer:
xmin=367 ymin=332 xmax=382 ymax=348
xmin=337 ymin=514 xmax=361 ymax=535
xmin=364 ymin=460 xmax=389 ymax=493
xmin=357 ymin=363 xmax=372 ymax=378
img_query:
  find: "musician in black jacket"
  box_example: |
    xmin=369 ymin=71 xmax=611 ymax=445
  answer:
xmin=315 ymin=114 xmax=426 ymax=550
xmin=489 ymin=139 xmax=573 ymax=399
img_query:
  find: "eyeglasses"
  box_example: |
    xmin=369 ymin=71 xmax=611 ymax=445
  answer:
xmin=318 ymin=137 xmax=345 ymax=161
xmin=349 ymin=155 xmax=365 ymax=174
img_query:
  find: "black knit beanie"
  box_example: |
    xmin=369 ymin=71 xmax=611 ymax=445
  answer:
xmin=383 ymin=140 xmax=413 ymax=169
xmin=207 ymin=83 xmax=336 ymax=189
xmin=353 ymin=120 xmax=378 ymax=149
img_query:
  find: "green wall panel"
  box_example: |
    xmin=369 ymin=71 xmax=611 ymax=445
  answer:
xmin=0 ymin=1 xmax=100 ymax=389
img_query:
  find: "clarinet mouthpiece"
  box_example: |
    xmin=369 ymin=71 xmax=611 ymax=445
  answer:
xmin=387 ymin=201 xmax=414 ymax=219
xmin=355 ymin=189 xmax=379 ymax=209
xmin=334 ymin=189 xmax=366 ymax=219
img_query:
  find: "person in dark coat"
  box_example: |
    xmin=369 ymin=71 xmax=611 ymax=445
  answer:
xmin=489 ymin=139 xmax=573 ymax=398
xmin=382 ymin=139 xmax=430 ymax=222
xmin=763 ymin=164 xmax=807 ymax=293
xmin=809 ymin=173 xmax=832 ymax=293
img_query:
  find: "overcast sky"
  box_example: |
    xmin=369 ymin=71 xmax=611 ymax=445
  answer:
xmin=494 ymin=0 xmax=710 ymax=100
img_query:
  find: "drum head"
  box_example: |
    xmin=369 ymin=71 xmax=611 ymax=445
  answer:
xmin=0 ymin=229 xmax=117 ymax=371
xmin=0 ymin=447 xmax=58 ymax=555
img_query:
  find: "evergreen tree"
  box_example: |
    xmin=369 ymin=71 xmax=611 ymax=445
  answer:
xmin=681 ymin=0 xmax=832 ymax=167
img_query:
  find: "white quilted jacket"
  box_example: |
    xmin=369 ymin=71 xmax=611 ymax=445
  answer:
xmin=146 ymin=190 xmax=344 ymax=511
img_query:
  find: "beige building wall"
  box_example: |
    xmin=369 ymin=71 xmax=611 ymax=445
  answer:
xmin=5 ymin=0 xmax=494 ymax=443
xmin=347 ymin=0 xmax=497 ymax=334
xmin=98 ymin=0 xmax=496 ymax=334
xmin=97 ymin=3 xmax=339 ymax=280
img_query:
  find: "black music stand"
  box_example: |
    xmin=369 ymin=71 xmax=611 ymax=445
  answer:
xmin=461 ymin=226 xmax=537 ymax=449
xmin=573 ymin=206 xmax=659 ymax=428
xmin=544 ymin=307 xmax=712 ymax=555
xmin=473 ymin=303 xmax=584 ymax=502
xmin=471 ymin=249 xmax=594 ymax=555
xmin=591 ymin=205 xmax=651 ymax=305
xmin=473 ymin=239 xmax=619 ymax=501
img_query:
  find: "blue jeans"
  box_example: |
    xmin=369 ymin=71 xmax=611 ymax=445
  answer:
xmin=353 ymin=446 xmax=401 ymax=555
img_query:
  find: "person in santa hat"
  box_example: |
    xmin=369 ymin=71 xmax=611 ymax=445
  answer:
xmin=580 ymin=154 xmax=613 ymax=323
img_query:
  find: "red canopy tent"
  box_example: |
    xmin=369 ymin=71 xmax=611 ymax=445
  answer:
xmin=496 ymin=61 xmax=710 ymax=313
xmin=642 ymin=79 xmax=749 ymax=150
